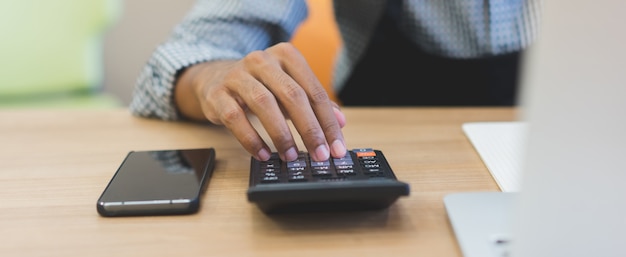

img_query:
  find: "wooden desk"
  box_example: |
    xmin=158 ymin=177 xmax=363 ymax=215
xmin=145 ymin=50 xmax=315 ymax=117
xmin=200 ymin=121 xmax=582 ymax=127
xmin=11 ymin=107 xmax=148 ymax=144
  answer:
xmin=0 ymin=107 xmax=516 ymax=257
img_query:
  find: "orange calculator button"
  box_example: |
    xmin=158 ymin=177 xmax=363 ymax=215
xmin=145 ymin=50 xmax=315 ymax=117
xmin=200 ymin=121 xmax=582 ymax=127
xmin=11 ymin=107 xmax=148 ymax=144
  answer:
xmin=355 ymin=151 xmax=376 ymax=157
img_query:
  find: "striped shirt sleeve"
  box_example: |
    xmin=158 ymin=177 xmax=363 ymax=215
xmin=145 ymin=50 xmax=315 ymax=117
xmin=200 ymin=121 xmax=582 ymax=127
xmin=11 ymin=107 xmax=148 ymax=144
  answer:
xmin=129 ymin=0 xmax=307 ymax=121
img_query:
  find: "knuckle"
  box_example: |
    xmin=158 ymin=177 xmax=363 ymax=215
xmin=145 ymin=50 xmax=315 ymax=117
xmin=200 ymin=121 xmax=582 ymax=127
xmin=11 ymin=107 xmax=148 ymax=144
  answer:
xmin=272 ymin=42 xmax=298 ymax=54
xmin=281 ymin=82 xmax=306 ymax=102
xmin=308 ymin=86 xmax=330 ymax=104
xmin=219 ymin=106 xmax=245 ymax=126
xmin=244 ymin=50 xmax=271 ymax=67
xmin=300 ymin=125 xmax=324 ymax=141
xmin=239 ymin=133 xmax=260 ymax=148
xmin=320 ymin=119 xmax=340 ymax=132
xmin=249 ymin=87 xmax=275 ymax=106
xmin=269 ymin=42 xmax=304 ymax=63
xmin=274 ymin=133 xmax=295 ymax=149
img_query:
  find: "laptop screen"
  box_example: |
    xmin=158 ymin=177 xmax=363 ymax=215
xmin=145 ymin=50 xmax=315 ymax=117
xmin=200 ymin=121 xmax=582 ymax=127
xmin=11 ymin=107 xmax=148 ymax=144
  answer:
xmin=511 ymin=0 xmax=626 ymax=256
xmin=446 ymin=1 xmax=626 ymax=257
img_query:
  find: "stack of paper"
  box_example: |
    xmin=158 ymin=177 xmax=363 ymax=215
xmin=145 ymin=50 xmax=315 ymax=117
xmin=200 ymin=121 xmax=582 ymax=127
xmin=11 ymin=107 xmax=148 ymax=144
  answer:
xmin=462 ymin=122 xmax=527 ymax=192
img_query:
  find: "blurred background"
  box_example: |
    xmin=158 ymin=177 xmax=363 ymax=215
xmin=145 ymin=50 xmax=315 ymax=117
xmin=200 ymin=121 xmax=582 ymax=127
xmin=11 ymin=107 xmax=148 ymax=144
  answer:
xmin=0 ymin=0 xmax=194 ymax=108
xmin=1 ymin=0 xmax=340 ymax=108
xmin=104 ymin=0 xmax=195 ymax=106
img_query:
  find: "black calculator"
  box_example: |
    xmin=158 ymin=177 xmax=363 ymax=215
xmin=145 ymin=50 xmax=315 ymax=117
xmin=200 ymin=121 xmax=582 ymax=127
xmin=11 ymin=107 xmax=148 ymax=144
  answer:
xmin=247 ymin=148 xmax=410 ymax=213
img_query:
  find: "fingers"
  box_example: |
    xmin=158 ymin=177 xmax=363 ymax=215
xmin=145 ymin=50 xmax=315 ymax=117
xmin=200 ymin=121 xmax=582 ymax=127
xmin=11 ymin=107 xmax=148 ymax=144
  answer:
xmin=261 ymin=43 xmax=347 ymax=161
xmin=229 ymin=71 xmax=301 ymax=162
xmin=194 ymin=43 xmax=346 ymax=162
xmin=199 ymin=59 xmax=302 ymax=162
xmin=203 ymin=87 xmax=273 ymax=161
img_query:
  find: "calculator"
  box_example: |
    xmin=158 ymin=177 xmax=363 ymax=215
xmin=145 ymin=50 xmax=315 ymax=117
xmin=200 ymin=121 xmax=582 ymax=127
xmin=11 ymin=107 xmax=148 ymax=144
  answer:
xmin=247 ymin=148 xmax=410 ymax=213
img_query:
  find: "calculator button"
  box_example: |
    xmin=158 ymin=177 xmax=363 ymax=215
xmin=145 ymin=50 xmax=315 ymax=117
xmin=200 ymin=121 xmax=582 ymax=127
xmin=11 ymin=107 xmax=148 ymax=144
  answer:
xmin=287 ymin=160 xmax=306 ymax=169
xmin=288 ymin=166 xmax=306 ymax=172
xmin=353 ymin=148 xmax=376 ymax=157
xmin=260 ymin=161 xmax=279 ymax=169
xmin=263 ymin=172 xmax=278 ymax=177
xmin=261 ymin=176 xmax=280 ymax=183
xmin=336 ymin=169 xmax=356 ymax=176
xmin=363 ymin=168 xmax=381 ymax=174
xmin=312 ymin=165 xmax=331 ymax=171
xmin=310 ymin=160 xmax=331 ymax=167
xmin=312 ymin=169 xmax=333 ymax=177
xmin=288 ymin=175 xmax=307 ymax=182
xmin=333 ymin=155 xmax=354 ymax=166
xmin=363 ymin=164 xmax=380 ymax=169
xmin=334 ymin=164 xmax=353 ymax=170
xmin=262 ymin=168 xmax=278 ymax=173
xmin=288 ymin=170 xmax=308 ymax=181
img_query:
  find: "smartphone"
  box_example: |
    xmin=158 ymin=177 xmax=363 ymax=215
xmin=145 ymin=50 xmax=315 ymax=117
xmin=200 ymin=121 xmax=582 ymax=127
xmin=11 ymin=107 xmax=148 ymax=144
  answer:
xmin=97 ymin=148 xmax=216 ymax=217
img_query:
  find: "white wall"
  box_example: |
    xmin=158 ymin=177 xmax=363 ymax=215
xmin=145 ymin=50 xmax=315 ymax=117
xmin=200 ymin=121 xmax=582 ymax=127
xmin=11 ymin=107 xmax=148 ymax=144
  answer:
xmin=103 ymin=0 xmax=196 ymax=105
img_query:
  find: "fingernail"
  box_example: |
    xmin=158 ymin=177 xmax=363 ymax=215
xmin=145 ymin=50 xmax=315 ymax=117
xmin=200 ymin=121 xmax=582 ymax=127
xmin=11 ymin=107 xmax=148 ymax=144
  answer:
xmin=331 ymin=139 xmax=347 ymax=157
xmin=284 ymin=147 xmax=298 ymax=161
xmin=314 ymin=144 xmax=330 ymax=161
xmin=257 ymin=148 xmax=271 ymax=161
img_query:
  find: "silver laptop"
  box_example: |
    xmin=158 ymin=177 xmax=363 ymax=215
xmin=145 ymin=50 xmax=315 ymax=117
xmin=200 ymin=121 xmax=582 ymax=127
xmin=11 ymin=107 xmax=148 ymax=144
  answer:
xmin=444 ymin=1 xmax=626 ymax=257
xmin=444 ymin=192 xmax=516 ymax=257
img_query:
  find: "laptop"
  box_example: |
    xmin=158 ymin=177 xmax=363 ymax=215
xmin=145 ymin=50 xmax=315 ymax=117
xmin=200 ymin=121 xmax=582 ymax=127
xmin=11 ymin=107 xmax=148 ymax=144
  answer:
xmin=444 ymin=1 xmax=626 ymax=257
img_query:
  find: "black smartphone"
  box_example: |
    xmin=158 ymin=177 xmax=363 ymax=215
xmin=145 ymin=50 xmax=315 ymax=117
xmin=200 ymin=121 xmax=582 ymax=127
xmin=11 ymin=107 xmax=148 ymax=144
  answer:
xmin=97 ymin=148 xmax=216 ymax=217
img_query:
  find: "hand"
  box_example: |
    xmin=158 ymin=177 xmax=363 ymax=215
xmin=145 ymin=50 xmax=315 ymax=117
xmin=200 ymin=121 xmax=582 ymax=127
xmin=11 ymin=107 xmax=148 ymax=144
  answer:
xmin=174 ymin=42 xmax=347 ymax=162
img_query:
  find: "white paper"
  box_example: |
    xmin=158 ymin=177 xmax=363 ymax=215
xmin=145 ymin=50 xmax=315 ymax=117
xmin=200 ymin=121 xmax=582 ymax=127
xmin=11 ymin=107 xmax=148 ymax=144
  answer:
xmin=462 ymin=122 xmax=527 ymax=192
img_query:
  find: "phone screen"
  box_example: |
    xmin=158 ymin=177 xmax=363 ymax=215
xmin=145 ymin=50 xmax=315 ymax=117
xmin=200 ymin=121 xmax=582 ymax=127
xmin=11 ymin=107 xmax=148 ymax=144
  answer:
xmin=97 ymin=148 xmax=216 ymax=217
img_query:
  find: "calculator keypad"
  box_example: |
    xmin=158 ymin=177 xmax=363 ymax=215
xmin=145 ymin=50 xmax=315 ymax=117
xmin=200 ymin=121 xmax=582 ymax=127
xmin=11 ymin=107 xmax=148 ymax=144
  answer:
xmin=254 ymin=148 xmax=391 ymax=184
